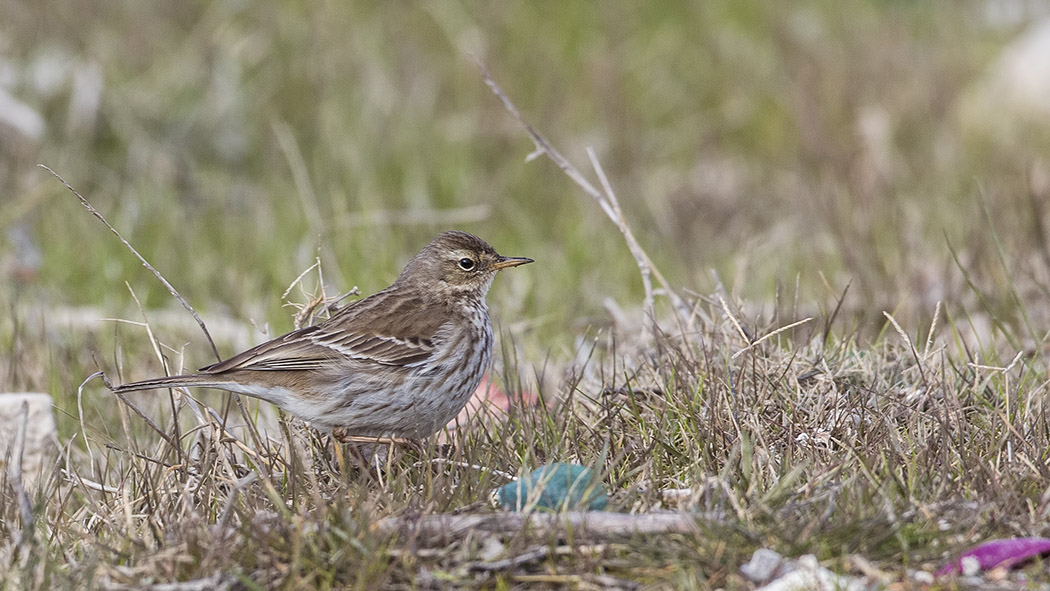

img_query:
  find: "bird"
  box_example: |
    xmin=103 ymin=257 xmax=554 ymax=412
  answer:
xmin=109 ymin=230 xmax=532 ymax=439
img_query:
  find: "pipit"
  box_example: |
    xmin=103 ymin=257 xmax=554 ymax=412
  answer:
xmin=111 ymin=230 xmax=532 ymax=439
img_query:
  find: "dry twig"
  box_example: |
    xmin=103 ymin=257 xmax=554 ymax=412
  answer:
xmin=475 ymin=60 xmax=689 ymax=334
xmin=375 ymin=511 xmax=707 ymax=543
xmin=40 ymin=164 xmax=221 ymax=361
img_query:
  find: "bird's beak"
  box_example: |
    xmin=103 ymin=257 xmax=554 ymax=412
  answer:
xmin=492 ymin=256 xmax=534 ymax=270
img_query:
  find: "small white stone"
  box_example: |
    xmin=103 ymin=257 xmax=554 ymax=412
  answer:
xmin=0 ymin=393 xmax=58 ymax=489
xmin=478 ymin=536 xmax=505 ymax=561
xmin=741 ymin=548 xmax=789 ymax=582
xmin=756 ymin=554 xmax=866 ymax=591
xmin=910 ymin=570 xmax=935 ymax=585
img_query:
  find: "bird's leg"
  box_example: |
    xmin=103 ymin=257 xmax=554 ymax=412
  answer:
xmin=330 ymin=427 xmax=414 ymax=446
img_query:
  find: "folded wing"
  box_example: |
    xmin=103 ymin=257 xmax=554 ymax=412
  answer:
xmin=197 ymin=291 xmax=446 ymax=374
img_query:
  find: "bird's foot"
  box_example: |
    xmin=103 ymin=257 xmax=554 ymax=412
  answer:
xmin=331 ymin=427 xmax=417 ymax=448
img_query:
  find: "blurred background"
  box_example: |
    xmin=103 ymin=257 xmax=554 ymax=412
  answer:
xmin=3 ymin=2 xmax=1050 ymax=400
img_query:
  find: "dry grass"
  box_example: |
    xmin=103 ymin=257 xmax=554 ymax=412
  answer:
xmin=6 ymin=272 xmax=1048 ymax=589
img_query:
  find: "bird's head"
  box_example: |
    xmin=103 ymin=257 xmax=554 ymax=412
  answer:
xmin=397 ymin=230 xmax=532 ymax=297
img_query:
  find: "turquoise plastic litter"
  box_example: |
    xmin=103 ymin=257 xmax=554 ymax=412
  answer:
xmin=496 ymin=463 xmax=608 ymax=511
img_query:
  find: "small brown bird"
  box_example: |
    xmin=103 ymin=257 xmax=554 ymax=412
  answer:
xmin=111 ymin=231 xmax=532 ymax=439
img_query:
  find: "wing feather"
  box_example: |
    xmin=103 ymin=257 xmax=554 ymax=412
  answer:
xmin=197 ymin=290 xmax=448 ymax=375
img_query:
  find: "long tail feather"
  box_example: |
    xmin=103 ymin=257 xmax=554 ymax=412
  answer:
xmin=111 ymin=374 xmax=223 ymax=393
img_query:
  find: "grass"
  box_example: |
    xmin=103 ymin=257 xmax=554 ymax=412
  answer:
xmin=3 ymin=1 xmax=1050 ymax=589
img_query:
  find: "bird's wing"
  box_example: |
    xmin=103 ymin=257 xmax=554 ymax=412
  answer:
xmin=198 ymin=291 xmax=448 ymax=373
xmin=309 ymin=291 xmax=446 ymax=366
xmin=197 ymin=325 xmax=336 ymax=373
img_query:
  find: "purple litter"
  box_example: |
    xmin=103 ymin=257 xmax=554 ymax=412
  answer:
xmin=937 ymin=537 xmax=1050 ymax=576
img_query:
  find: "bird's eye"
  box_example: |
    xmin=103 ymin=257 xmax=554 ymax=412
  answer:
xmin=458 ymin=257 xmax=476 ymax=271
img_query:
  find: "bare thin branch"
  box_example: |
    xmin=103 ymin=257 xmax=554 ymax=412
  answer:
xmin=375 ymin=511 xmax=709 ymax=542
xmin=586 ymin=148 xmax=655 ymax=326
xmin=61 ymin=468 xmax=122 ymax=494
xmin=40 ymin=164 xmax=222 ymax=361
xmin=475 ymin=60 xmax=690 ymax=332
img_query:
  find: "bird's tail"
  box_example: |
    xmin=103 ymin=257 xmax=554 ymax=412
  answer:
xmin=110 ymin=374 xmax=229 ymax=394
